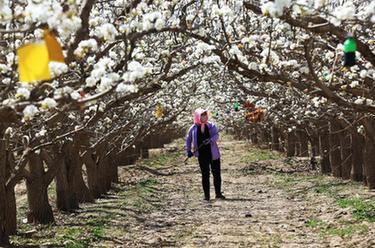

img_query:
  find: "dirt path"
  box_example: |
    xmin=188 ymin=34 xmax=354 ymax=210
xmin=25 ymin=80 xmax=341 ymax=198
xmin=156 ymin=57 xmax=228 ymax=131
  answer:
xmin=11 ymin=136 xmax=375 ymax=247
xmin=109 ymin=137 xmax=375 ymax=247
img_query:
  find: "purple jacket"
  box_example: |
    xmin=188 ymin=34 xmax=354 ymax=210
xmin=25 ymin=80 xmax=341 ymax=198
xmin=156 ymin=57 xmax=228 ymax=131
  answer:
xmin=186 ymin=122 xmax=220 ymax=160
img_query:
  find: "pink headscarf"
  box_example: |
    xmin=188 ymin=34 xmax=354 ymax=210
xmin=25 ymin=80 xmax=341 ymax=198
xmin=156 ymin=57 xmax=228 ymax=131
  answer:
xmin=194 ymin=108 xmax=208 ymax=124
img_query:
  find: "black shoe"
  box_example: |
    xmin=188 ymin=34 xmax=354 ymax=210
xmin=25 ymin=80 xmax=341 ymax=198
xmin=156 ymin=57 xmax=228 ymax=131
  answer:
xmin=203 ymin=196 xmax=210 ymax=201
xmin=216 ymin=193 xmax=226 ymax=199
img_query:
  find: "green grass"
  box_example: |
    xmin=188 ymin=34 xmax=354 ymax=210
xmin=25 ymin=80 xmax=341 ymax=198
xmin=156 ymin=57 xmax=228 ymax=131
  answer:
xmin=306 ymin=218 xmax=325 ymax=228
xmin=142 ymin=151 xmax=182 ymax=169
xmin=305 ymin=218 xmax=369 ymax=238
xmin=240 ymin=148 xmax=283 ymax=163
xmin=337 ymin=197 xmax=375 ymax=222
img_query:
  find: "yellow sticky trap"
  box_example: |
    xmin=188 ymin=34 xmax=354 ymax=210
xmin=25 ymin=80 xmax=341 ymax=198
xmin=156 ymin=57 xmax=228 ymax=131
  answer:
xmin=17 ymin=42 xmax=51 ymax=83
xmin=44 ymin=29 xmax=65 ymax=63
xmin=154 ymin=105 xmax=164 ymax=119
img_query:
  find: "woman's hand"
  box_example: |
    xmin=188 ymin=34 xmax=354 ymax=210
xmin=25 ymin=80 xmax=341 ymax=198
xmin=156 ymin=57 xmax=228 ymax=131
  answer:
xmin=187 ymin=151 xmax=194 ymax=158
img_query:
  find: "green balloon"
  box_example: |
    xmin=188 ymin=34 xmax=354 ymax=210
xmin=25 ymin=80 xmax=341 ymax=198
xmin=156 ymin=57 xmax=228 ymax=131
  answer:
xmin=343 ymin=37 xmax=357 ymax=53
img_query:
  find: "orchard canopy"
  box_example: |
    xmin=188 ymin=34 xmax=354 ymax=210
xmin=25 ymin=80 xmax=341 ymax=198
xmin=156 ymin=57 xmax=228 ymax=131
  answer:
xmin=1 ymin=0 xmax=375 ymax=245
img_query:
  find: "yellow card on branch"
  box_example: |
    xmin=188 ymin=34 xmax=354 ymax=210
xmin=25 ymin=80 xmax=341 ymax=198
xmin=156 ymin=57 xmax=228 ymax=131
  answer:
xmin=17 ymin=29 xmax=65 ymax=83
xmin=17 ymin=42 xmax=51 ymax=83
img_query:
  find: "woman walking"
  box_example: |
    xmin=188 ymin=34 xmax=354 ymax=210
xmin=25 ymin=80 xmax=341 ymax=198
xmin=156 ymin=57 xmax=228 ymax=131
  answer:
xmin=186 ymin=108 xmax=225 ymax=201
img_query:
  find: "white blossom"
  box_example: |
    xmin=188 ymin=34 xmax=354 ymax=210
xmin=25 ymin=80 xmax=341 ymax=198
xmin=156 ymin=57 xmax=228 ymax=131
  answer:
xmin=23 ymin=105 xmax=39 ymax=121
xmin=74 ymin=39 xmax=98 ymax=58
xmin=116 ymin=83 xmax=138 ymax=93
xmin=16 ymin=87 xmax=31 ymax=100
xmin=40 ymin=97 xmax=57 ymax=110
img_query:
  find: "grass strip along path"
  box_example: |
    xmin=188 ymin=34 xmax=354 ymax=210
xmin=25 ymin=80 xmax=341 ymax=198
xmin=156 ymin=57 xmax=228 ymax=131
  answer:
xmin=9 ymin=135 xmax=375 ymax=247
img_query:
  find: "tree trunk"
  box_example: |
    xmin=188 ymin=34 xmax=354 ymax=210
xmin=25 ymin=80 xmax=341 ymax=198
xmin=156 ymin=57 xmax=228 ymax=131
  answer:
xmin=251 ymin=130 xmax=258 ymax=144
xmin=319 ymin=123 xmax=331 ymax=174
xmin=287 ymin=131 xmax=296 ymax=157
xmin=271 ymin=126 xmax=280 ymax=151
xmin=25 ymin=152 xmax=54 ymax=224
xmin=5 ymin=186 xmax=16 ymax=235
xmin=340 ymin=131 xmax=352 ymax=180
xmin=311 ymin=134 xmax=320 ymax=157
xmin=351 ymin=132 xmax=364 ymax=182
xmin=363 ymin=119 xmax=375 ymax=189
xmin=56 ymin=146 xmax=79 ymax=211
xmin=298 ymin=130 xmax=309 ymax=157
xmin=71 ymin=142 xmax=93 ymax=203
xmin=4 ymin=148 xmax=16 ymax=235
xmin=82 ymin=149 xmax=101 ymax=199
xmin=0 ymin=141 xmax=9 ymax=245
xmin=329 ymin=120 xmax=342 ymax=178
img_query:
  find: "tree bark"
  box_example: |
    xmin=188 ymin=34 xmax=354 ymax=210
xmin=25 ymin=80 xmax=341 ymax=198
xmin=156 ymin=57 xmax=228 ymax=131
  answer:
xmin=55 ymin=145 xmax=79 ymax=211
xmin=5 ymin=186 xmax=16 ymax=235
xmin=82 ymin=148 xmax=101 ymax=199
xmin=287 ymin=131 xmax=296 ymax=157
xmin=363 ymin=118 xmax=375 ymax=189
xmin=351 ymin=132 xmax=364 ymax=182
xmin=4 ymin=148 xmax=16 ymax=235
xmin=0 ymin=141 xmax=9 ymax=245
xmin=329 ymin=120 xmax=342 ymax=178
xmin=298 ymin=129 xmax=309 ymax=157
xmin=340 ymin=131 xmax=352 ymax=180
xmin=319 ymin=127 xmax=331 ymax=174
xmin=71 ymin=141 xmax=93 ymax=203
xmin=271 ymin=126 xmax=280 ymax=151
xmin=25 ymin=152 xmax=54 ymax=224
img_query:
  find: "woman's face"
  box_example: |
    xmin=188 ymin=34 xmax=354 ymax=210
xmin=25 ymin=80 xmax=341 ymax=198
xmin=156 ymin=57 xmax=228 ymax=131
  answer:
xmin=200 ymin=112 xmax=208 ymax=123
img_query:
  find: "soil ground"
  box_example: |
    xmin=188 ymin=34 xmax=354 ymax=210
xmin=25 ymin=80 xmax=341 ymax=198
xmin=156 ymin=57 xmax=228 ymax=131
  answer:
xmin=8 ymin=135 xmax=375 ymax=247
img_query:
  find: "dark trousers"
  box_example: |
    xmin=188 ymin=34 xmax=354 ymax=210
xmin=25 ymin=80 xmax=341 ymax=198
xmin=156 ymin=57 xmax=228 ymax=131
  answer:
xmin=198 ymin=157 xmax=221 ymax=199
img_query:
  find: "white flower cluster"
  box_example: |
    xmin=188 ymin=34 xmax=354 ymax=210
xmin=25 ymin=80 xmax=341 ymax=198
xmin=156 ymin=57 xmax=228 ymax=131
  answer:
xmin=49 ymin=13 xmax=82 ymax=39
xmin=49 ymin=62 xmax=68 ymax=77
xmin=279 ymin=59 xmax=298 ymax=68
xmin=229 ymin=45 xmax=248 ymax=64
xmin=116 ymin=83 xmax=138 ymax=93
xmin=311 ymin=97 xmax=327 ymax=107
xmin=212 ymin=4 xmax=234 ymax=19
xmin=260 ymin=48 xmax=280 ymax=64
xmin=92 ymin=23 xmax=118 ymax=42
xmin=86 ymin=58 xmax=116 ymax=87
xmin=349 ymin=81 xmax=359 ymax=88
xmin=364 ymin=1 xmax=375 ymax=22
xmin=36 ymin=127 xmax=47 ymax=138
xmin=54 ymin=86 xmax=74 ymax=100
xmin=261 ymin=0 xmax=292 ymax=17
xmin=142 ymin=12 xmax=165 ymax=31
xmin=40 ymin=97 xmax=57 ymax=110
xmin=330 ymin=2 xmax=355 ymax=26
xmin=23 ymin=105 xmax=39 ymax=121
xmin=74 ymin=39 xmax=98 ymax=58
xmin=97 ymin=72 xmax=120 ymax=92
xmin=16 ymin=87 xmax=31 ymax=100
xmin=0 ymin=0 xmax=11 ymax=23
xmin=357 ymin=125 xmax=365 ymax=135
xmin=122 ymin=61 xmax=146 ymax=82
xmin=354 ymin=97 xmax=374 ymax=106
xmin=0 ymin=63 xmax=10 ymax=73
xmin=25 ymin=2 xmax=81 ymax=39
xmin=194 ymin=42 xmax=216 ymax=57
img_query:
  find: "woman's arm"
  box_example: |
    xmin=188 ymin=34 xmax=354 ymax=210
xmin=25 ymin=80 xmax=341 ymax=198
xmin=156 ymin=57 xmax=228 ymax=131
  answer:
xmin=210 ymin=123 xmax=219 ymax=142
xmin=186 ymin=127 xmax=193 ymax=155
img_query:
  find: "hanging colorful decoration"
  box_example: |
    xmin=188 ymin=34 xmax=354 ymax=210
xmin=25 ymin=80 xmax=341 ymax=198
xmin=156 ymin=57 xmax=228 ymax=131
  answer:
xmin=343 ymin=35 xmax=357 ymax=67
xmin=243 ymin=101 xmax=265 ymax=123
xmin=233 ymin=102 xmax=240 ymax=112
xmin=245 ymin=108 xmax=265 ymax=123
xmin=154 ymin=104 xmax=164 ymax=119
xmin=243 ymin=100 xmax=255 ymax=111
xmin=17 ymin=29 xmax=65 ymax=83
